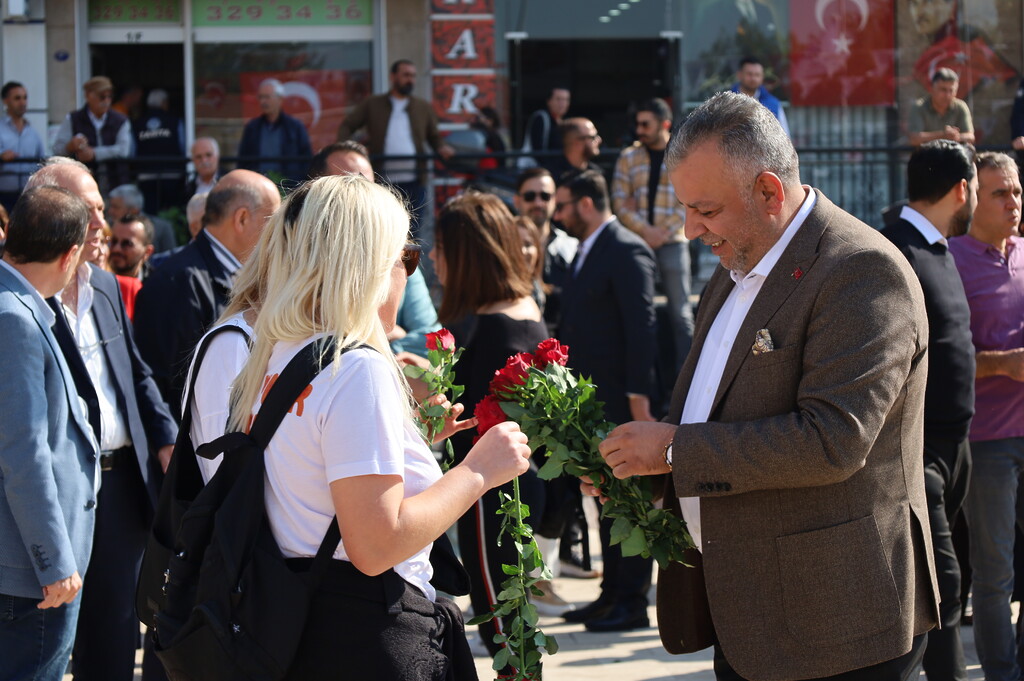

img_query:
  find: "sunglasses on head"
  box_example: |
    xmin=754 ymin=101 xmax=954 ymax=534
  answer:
xmin=401 ymin=246 xmax=420 ymax=277
xmin=520 ymin=190 xmax=552 ymax=203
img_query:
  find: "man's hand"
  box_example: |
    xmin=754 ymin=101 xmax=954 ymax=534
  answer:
xmin=75 ymin=145 xmax=95 ymax=163
xmin=437 ymin=144 xmax=455 ymax=161
xmin=598 ymin=421 xmax=676 ymax=479
xmin=0 ymin=150 xmax=17 ymax=162
xmin=38 ymin=571 xmax=82 ymax=609
xmin=1013 ymin=136 xmax=1024 ymax=151
xmin=943 ymin=125 xmax=962 ymax=142
xmin=628 ymin=393 xmax=656 ymax=422
xmin=640 ymin=224 xmax=670 ymax=250
xmin=978 ymin=348 xmax=1024 ymax=381
xmin=157 ymin=444 xmax=174 ymax=473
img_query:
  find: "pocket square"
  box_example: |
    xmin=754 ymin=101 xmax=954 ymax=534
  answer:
xmin=752 ymin=328 xmax=774 ymax=356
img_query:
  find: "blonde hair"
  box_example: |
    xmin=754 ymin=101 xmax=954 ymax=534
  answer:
xmin=226 ymin=174 xmax=411 ymax=431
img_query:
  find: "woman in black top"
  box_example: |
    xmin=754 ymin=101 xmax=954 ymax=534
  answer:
xmin=429 ymin=192 xmax=551 ymax=663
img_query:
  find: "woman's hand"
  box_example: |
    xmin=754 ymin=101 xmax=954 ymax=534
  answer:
xmin=422 ymin=393 xmax=477 ymax=442
xmin=396 ymin=351 xmax=432 ymax=401
xmin=460 ymin=421 xmax=531 ymax=489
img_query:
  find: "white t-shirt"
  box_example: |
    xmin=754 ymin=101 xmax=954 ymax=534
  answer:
xmin=383 ymin=95 xmax=417 ymax=183
xmin=254 ymin=339 xmax=442 ymax=600
xmin=183 ymin=312 xmax=254 ymax=484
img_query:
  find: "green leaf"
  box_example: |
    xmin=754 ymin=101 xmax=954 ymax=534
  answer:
xmin=620 ymin=525 xmax=649 ymax=557
xmin=522 ymin=603 xmax=539 ymax=627
xmin=536 ymin=457 xmax=564 ymax=481
xmin=609 ymin=516 xmax=634 ymax=543
xmin=402 ymin=365 xmax=425 ymax=379
xmin=545 ymin=634 xmax=560 ymax=655
xmin=492 ymin=646 xmax=510 ymax=671
xmin=467 ymin=612 xmax=495 ymax=625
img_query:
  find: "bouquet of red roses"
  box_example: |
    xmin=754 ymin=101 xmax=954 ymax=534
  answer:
xmin=476 ymin=338 xmax=693 ymax=567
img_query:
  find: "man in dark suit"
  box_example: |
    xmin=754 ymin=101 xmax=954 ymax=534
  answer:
xmin=597 ymin=92 xmax=938 ymax=680
xmin=25 ymin=161 xmax=178 ymax=681
xmin=555 ymin=169 xmax=658 ymax=632
xmin=237 ymin=79 xmax=312 ymax=185
xmin=0 ymin=186 xmax=98 ymax=681
xmin=134 ymin=169 xmax=280 ymax=413
xmin=881 ymin=140 xmax=977 ymax=681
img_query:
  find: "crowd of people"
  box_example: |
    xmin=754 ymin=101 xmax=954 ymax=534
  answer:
xmin=0 ymin=52 xmax=1023 ymax=681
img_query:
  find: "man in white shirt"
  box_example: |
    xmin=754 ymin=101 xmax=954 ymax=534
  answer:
xmin=594 ymin=92 xmax=938 ymax=680
xmin=52 ymin=77 xmax=133 ymax=191
xmin=0 ymin=81 xmax=46 ymax=211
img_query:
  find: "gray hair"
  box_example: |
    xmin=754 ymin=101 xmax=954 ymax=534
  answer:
xmin=186 ymin=192 xmax=208 ymax=224
xmin=259 ymin=78 xmax=284 ymax=97
xmin=665 ymin=91 xmax=799 ymax=186
xmin=975 ymin=151 xmax=1019 ymax=176
xmin=109 ymin=184 xmax=145 ymax=210
xmin=146 ymin=88 xmax=169 ymax=108
xmin=25 ymin=157 xmax=91 ymax=191
xmin=191 ymin=136 xmax=220 ymax=156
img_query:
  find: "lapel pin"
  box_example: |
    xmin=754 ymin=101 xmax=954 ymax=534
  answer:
xmin=792 ymin=267 xmax=803 ymax=280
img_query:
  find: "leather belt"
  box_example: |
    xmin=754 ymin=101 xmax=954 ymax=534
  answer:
xmin=99 ymin=445 xmax=134 ymax=472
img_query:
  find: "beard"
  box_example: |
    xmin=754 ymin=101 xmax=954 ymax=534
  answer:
xmin=395 ymin=82 xmax=414 ymax=96
xmin=949 ymin=203 xmax=973 ymax=238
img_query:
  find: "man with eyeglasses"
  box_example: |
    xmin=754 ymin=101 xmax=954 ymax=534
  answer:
xmin=548 ymin=118 xmax=602 ymax=184
xmin=52 ymin=77 xmax=133 ymax=191
xmin=613 ymin=98 xmax=694 ymax=375
xmin=24 ymin=159 xmax=177 ymax=681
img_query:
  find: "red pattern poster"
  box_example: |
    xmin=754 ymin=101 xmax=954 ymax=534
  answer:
xmin=789 ymin=0 xmax=895 ymax=106
xmin=432 ymin=19 xmax=494 ymax=69
xmin=432 ymin=74 xmax=495 ymax=124
xmin=239 ymin=70 xmax=369 ymax=156
xmin=431 ymin=0 xmax=491 ymax=14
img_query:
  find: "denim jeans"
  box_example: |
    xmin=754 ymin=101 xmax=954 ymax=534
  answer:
xmin=0 ymin=591 xmax=81 ymax=681
xmin=655 ymin=240 xmax=694 ymax=374
xmin=964 ymin=437 xmax=1024 ymax=681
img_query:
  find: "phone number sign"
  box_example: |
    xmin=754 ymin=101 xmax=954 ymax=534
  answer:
xmin=89 ymin=0 xmax=181 ymax=23
xmin=192 ymin=0 xmax=370 ymax=26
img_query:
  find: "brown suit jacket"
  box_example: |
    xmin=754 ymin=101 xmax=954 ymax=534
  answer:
xmin=656 ymin=190 xmax=939 ymax=680
xmin=337 ymin=93 xmax=444 ymax=185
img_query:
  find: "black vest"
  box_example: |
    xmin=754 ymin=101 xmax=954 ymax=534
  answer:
xmin=69 ymin=106 xmax=131 ymax=187
xmin=135 ymin=108 xmax=183 ymax=173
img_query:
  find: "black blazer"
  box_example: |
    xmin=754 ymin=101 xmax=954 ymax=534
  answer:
xmin=48 ymin=265 xmax=177 ymax=511
xmin=133 ymin=230 xmax=233 ymax=415
xmin=557 ymin=218 xmax=657 ymax=424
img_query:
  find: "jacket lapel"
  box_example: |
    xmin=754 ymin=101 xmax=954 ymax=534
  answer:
xmin=707 ymin=191 xmax=832 ymax=417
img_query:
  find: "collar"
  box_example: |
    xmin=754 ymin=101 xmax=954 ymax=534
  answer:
xmin=3 ymin=115 xmax=27 ymax=128
xmin=54 ymin=263 xmax=94 ymax=317
xmin=579 ymin=216 xmax=614 ymax=255
xmin=0 ymin=259 xmax=55 ymax=327
xmin=731 ymin=186 xmax=816 ymax=287
xmin=959 ymin=233 xmax=1021 ymax=257
xmin=900 ymin=205 xmax=947 ymax=246
xmin=87 ymin=109 xmax=108 ymax=128
xmin=204 ymin=229 xmax=243 ymax=274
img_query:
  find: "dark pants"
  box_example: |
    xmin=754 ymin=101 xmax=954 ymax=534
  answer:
xmin=456 ymin=469 xmax=545 ymax=658
xmin=713 ymin=633 xmax=927 ymax=681
xmin=921 ymin=435 xmax=971 ymax=681
xmin=72 ymin=464 xmax=151 ymax=681
xmin=0 ymin=591 xmax=82 ymax=681
xmin=596 ymin=513 xmax=653 ymax=610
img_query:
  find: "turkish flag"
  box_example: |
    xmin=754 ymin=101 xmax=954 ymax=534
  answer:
xmin=790 ymin=0 xmax=895 ymax=106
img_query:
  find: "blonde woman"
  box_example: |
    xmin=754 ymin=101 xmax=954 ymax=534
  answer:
xmin=193 ymin=176 xmax=530 ymax=679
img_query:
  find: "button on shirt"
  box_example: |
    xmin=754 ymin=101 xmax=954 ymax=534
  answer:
xmin=383 ymin=96 xmax=417 ymax=183
xmin=678 ymin=188 xmax=816 ymax=551
xmin=55 ymin=265 xmax=131 ymax=451
xmin=0 ymin=117 xmax=45 ymax=192
xmin=949 ymin=234 xmax=1024 ymax=441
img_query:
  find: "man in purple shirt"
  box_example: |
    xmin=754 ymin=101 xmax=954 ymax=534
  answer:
xmin=949 ymin=151 xmax=1024 ymax=681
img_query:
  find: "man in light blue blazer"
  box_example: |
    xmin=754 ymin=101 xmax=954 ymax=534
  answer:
xmin=0 ymin=186 xmax=99 ymax=681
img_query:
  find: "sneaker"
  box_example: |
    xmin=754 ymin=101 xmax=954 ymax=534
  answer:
xmin=531 ymin=579 xmax=575 ymax=617
xmin=559 ymin=560 xmax=601 ymax=579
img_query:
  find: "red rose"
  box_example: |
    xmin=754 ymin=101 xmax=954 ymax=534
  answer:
xmin=425 ymin=328 xmax=455 ymax=352
xmin=533 ymin=338 xmax=569 ymax=368
xmin=489 ymin=352 xmax=534 ymax=397
xmin=474 ymin=395 xmax=507 ymax=440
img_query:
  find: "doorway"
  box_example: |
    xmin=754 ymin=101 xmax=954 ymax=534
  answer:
xmin=90 ymin=43 xmax=186 ymax=123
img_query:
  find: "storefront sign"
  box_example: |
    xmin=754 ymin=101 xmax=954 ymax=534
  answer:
xmin=432 ymin=74 xmax=494 ymax=123
xmin=89 ymin=0 xmax=180 ymax=23
xmin=432 ymin=19 xmax=493 ymax=69
xmin=431 ymin=0 xmax=492 ymax=14
xmin=192 ymin=0 xmax=370 ymax=27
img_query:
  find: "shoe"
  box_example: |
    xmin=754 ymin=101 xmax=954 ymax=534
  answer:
xmin=584 ymin=604 xmax=650 ymax=632
xmin=562 ymin=597 xmax=613 ymax=623
xmin=531 ymin=580 xmax=575 ymax=617
xmin=559 ymin=560 xmax=601 ymax=579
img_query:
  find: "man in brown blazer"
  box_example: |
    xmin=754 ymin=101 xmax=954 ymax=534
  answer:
xmin=596 ymin=92 xmax=939 ymax=680
xmin=337 ymin=59 xmax=454 ymax=239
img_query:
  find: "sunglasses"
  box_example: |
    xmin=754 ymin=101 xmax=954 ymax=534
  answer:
xmin=554 ymin=197 xmax=581 ymax=213
xmin=108 ymin=238 xmax=138 ymax=249
xmin=401 ymin=246 xmax=420 ymax=277
xmin=521 ymin=190 xmax=552 ymax=203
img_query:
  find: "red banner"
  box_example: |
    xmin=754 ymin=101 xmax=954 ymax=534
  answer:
xmin=790 ymin=0 xmax=895 ymax=106
xmin=432 ymin=74 xmax=495 ymax=124
xmin=239 ymin=69 xmax=371 ymax=155
xmin=431 ymin=0 xmax=491 ymax=14
xmin=432 ymin=20 xmax=493 ymax=69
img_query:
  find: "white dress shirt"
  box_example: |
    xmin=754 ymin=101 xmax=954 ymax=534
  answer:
xmin=678 ymin=188 xmax=816 ymax=551
xmin=573 ymin=217 xmax=614 ymax=275
xmin=54 ymin=265 xmax=131 ymax=451
xmin=899 ymin=205 xmax=947 ymax=247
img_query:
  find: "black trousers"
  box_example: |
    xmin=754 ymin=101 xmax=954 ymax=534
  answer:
xmin=72 ymin=464 xmax=150 ymax=681
xmin=713 ymin=633 xmax=927 ymax=681
xmin=596 ymin=513 xmax=653 ymax=610
xmin=921 ymin=435 xmax=971 ymax=681
xmin=456 ymin=469 xmax=545 ymax=658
